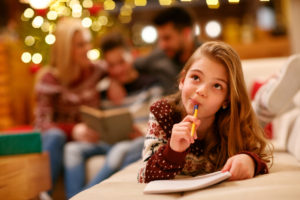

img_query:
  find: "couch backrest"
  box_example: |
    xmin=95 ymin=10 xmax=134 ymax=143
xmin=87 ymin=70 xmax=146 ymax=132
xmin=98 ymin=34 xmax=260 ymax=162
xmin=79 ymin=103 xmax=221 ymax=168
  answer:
xmin=241 ymin=57 xmax=287 ymax=93
xmin=241 ymin=56 xmax=300 ymax=161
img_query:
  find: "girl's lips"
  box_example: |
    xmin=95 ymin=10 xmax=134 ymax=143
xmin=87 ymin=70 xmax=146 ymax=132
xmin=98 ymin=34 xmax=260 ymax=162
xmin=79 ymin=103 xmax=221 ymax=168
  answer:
xmin=190 ymin=98 xmax=200 ymax=106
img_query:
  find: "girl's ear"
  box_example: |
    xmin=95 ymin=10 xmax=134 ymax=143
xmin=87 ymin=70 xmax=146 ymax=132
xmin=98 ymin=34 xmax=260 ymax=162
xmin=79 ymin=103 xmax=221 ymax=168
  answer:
xmin=222 ymin=100 xmax=230 ymax=109
xmin=179 ymin=77 xmax=185 ymax=90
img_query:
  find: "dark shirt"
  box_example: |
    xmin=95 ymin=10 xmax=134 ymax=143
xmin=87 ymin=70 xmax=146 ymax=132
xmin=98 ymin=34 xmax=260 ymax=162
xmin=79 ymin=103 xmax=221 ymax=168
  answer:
xmin=134 ymin=40 xmax=201 ymax=95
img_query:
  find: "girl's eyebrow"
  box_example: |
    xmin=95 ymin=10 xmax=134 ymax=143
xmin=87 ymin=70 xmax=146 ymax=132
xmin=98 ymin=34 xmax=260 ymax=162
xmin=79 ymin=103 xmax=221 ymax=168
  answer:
xmin=189 ymin=69 xmax=203 ymax=74
xmin=216 ymin=78 xmax=228 ymax=85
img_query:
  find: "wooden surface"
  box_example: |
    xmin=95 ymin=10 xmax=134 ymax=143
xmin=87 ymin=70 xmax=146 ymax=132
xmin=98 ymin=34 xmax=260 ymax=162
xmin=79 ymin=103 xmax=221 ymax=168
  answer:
xmin=0 ymin=152 xmax=51 ymax=200
xmin=230 ymin=36 xmax=291 ymax=59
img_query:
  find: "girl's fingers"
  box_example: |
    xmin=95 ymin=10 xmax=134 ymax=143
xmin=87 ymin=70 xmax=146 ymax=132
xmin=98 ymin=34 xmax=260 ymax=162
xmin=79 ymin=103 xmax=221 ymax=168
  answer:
xmin=221 ymin=158 xmax=233 ymax=173
xmin=176 ymin=117 xmax=200 ymax=142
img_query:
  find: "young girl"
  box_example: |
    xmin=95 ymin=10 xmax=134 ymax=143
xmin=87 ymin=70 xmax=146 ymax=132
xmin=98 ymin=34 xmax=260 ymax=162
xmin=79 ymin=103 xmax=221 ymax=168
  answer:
xmin=137 ymin=41 xmax=273 ymax=183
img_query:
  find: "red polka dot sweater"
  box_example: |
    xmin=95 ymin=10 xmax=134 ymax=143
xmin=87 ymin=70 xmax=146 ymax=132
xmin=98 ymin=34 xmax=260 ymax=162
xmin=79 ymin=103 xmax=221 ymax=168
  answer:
xmin=137 ymin=99 xmax=268 ymax=183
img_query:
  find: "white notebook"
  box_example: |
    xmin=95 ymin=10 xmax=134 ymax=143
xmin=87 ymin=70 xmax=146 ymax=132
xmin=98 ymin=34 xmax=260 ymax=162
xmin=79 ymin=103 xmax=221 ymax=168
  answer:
xmin=144 ymin=171 xmax=231 ymax=194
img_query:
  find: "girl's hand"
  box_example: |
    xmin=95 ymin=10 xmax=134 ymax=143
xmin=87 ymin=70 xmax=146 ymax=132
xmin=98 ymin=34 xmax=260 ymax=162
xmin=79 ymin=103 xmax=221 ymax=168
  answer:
xmin=221 ymin=154 xmax=255 ymax=181
xmin=72 ymin=123 xmax=100 ymax=143
xmin=170 ymin=115 xmax=200 ymax=152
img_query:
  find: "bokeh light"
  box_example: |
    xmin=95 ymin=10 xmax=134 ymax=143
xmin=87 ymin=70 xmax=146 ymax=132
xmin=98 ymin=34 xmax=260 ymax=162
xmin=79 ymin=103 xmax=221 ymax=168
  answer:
xmin=24 ymin=36 xmax=35 ymax=46
xmin=45 ymin=34 xmax=56 ymax=45
xmin=87 ymin=49 xmax=100 ymax=60
xmin=32 ymin=16 xmax=44 ymax=28
xmin=104 ymin=0 xmax=116 ymax=10
xmin=195 ymin=24 xmax=201 ymax=36
xmin=32 ymin=53 xmax=43 ymax=64
xmin=141 ymin=26 xmax=157 ymax=44
xmin=159 ymin=0 xmax=172 ymax=5
xmin=82 ymin=0 xmax=93 ymax=8
xmin=29 ymin=0 xmax=51 ymax=9
xmin=24 ymin=8 xmax=35 ymax=19
xmin=205 ymin=20 xmax=222 ymax=38
xmin=21 ymin=52 xmax=31 ymax=63
xmin=47 ymin=11 xmax=58 ymax=21
xmin=82 ymin=17 xmax=93 ymax=28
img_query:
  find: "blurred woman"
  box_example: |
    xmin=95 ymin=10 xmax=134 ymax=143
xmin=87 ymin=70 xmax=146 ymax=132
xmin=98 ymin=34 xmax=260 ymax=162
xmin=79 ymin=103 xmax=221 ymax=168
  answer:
xmin=34 ymin=17 xmax=109 ymax=194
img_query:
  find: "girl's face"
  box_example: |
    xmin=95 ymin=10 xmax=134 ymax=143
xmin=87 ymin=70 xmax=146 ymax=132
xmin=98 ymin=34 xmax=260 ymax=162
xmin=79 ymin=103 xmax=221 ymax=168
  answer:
xmin=179 ymin=56 xmax=229 ymax=121
xmin=71 ymin=31 xmax=92 ymax=69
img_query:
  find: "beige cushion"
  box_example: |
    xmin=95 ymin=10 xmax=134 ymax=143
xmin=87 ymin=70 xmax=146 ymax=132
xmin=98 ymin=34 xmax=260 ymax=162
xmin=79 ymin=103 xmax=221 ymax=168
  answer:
xmin=72 ymin=152 xmax=300 ymax=200
xmin=271 ymin=108 xmax=300 ymax=151
xmin=287 ymin=112 xmax=300 ymax=161
xmin=85 ymin=156 xmax=106 ymax=183
xmin=241 ymin=57 xmax=286 ymax=92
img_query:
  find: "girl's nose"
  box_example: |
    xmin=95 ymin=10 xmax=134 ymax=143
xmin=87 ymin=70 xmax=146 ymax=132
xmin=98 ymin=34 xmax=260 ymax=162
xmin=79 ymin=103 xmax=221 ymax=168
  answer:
xmin=196 ymin=84 xmax=208 ymax=97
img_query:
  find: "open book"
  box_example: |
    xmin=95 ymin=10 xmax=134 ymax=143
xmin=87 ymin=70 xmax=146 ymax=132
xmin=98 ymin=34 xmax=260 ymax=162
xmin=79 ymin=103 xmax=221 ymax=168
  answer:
xmin=80 ymin=105 xmax=133 ymax=144
xmin=144 ymin=171 xmax=231 ymax=194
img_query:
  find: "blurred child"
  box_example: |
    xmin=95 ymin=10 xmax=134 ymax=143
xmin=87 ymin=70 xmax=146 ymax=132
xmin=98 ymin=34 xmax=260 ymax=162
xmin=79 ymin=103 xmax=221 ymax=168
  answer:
xmin=138 ymin=41 xmax=272 ymax=183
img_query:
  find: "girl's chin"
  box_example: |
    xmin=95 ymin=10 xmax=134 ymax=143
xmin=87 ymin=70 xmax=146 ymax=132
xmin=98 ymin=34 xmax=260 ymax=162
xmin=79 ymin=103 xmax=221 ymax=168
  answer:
xmin=186 ymin=104 xmax=194 ymax=115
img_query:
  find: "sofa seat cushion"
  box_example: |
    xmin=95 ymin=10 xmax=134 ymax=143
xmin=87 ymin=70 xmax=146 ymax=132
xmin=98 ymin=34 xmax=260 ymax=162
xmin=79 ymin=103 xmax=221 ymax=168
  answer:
xmin=85 ymin=155 xmax=106 ymax=183
xmin=287 ymin=110 xmax=300 ymax=161
xmin=73 ymin=152 xmax=300 ymax=200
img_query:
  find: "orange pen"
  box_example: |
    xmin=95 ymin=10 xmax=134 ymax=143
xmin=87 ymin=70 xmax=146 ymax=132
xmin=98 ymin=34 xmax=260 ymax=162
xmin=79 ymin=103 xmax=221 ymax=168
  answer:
xmin=190 ymin=104 xmax=198 ymax=137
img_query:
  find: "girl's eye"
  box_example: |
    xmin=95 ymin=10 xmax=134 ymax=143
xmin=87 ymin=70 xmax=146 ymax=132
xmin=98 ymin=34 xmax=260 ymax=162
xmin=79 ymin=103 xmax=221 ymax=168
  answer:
xmin=214 ymin=83 xmax=222 ymax=90
xmin=191 ymin=75 xmax=199 ymax=81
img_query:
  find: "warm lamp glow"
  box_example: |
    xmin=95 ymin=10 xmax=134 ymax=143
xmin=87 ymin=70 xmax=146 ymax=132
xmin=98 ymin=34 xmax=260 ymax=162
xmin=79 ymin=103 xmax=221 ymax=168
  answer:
xmin=206 ymin=0 xmax=220 ymax=9
xmin=45 ymin=34 xmax=56 ymax=45
xmin=205 ymin=20 xmax=222 ymax=38
xmin=47 ymin=11 xmax=58 ymax=20
xmin=25 ymin=36 xmax=35 ymax=46
xmin=82 ymin=17 xmax=92 ymax=28
xmin=32 ymin=16 xmax=44 ymax=28
xmin=141 ymin=26 xmax=157 ymax=44
xmin=135 ymin=0 xmax=147 ymax=6
xmin=24 ymin=8 xmax=35 ymax=19
xmin=159 ymin=0 xmax=172 ymax=5
xmin=32 ymin=53 xmax=43 ymax=64
xmin=87 ymin=49 xmax=100 ymax=60
xmin=29 ymin=0 xmax=52 ymax=9
xmin=228 ymin=0 xmax=240 ymax=3
xmin=104 ymin=0 xmax=116 ymax=10
xmin=195 ymin=24 xmax=201 ymax=36
xmin=21 ymin=52 xmax=32 ymax=63
xmin=98 ymin=16 xmax=108 ymax=25
xmin=82 ymin=0 xmax=93 ymax=8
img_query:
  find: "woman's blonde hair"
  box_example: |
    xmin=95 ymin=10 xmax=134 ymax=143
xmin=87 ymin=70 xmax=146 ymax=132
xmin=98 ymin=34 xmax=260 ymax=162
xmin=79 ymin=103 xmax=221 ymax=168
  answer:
xmin=49 ymin=17 xmax=91 ymax=86
xmin=167 ymin=41 xmax=273 ymax=169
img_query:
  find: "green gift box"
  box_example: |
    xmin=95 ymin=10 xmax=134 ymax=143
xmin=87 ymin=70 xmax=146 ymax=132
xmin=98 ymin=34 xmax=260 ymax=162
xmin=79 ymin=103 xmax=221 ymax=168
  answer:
xmin=0 ymin=132 xmax=42 ymax=156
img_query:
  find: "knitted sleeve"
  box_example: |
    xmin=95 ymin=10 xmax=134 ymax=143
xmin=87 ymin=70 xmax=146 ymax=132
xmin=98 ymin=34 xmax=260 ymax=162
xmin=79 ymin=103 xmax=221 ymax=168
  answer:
xmin=239 ymin=151 xmax=269 ymax=175
xmin=137 ymin=100 xmax=187 ymax=183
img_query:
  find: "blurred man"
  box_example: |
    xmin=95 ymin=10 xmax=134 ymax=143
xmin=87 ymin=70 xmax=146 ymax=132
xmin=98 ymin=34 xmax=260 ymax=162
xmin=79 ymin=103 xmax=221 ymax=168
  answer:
xmin=135 ymin=6 xmax=201 ymax=95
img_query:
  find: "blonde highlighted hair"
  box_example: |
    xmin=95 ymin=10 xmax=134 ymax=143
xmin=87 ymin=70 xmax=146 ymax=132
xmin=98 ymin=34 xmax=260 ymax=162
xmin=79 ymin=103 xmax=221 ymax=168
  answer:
xmin=167 ymin=41 xmax=273 ymax=169
xmin=49 ymin=17 xmax=91 ymax=86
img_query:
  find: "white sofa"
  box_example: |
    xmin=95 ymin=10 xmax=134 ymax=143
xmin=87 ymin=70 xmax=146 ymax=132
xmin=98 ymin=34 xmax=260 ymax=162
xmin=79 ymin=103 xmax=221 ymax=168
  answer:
xmin=76 ymin=56 xmax=300 ymax=200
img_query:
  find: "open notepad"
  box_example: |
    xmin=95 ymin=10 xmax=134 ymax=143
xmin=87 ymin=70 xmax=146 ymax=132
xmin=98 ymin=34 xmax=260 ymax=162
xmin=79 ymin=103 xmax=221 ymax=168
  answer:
xmin=144 ymin=171 xmax=231 ymax=194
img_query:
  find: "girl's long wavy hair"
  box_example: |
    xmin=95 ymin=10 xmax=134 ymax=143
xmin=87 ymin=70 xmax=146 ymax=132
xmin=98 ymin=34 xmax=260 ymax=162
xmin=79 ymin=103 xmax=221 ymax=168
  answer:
xmin=167 ymin=41 xmax=273 ymax=169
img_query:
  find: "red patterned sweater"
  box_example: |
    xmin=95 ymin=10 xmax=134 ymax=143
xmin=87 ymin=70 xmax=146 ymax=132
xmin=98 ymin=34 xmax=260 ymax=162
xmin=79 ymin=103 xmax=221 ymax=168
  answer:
xmin=137 ymin=99 xmax=268 ymax=183
xmin=34 ymin=64 xmax=104 ymax=134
